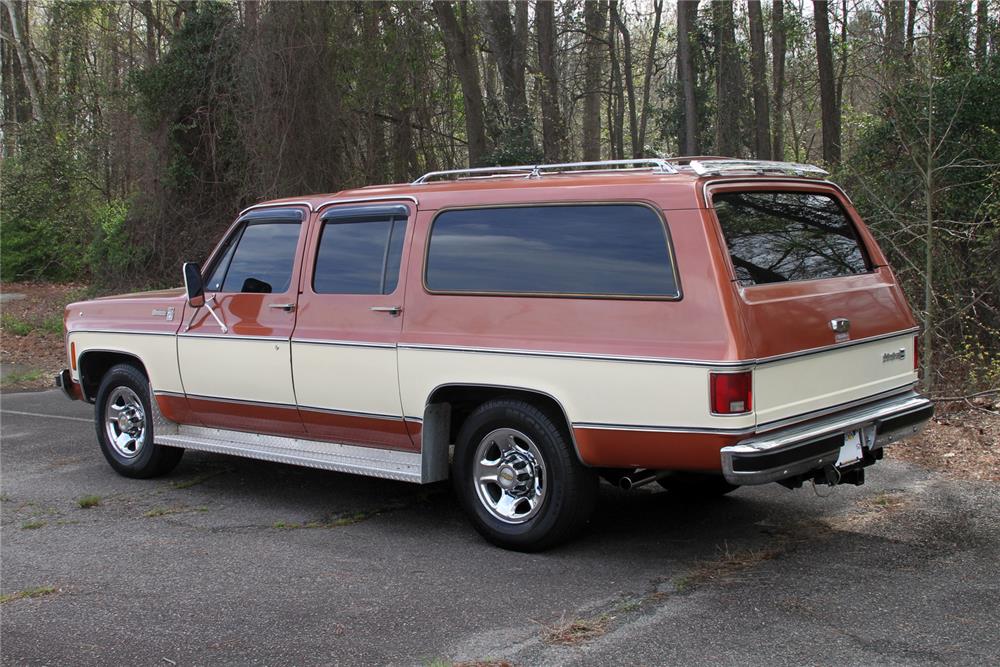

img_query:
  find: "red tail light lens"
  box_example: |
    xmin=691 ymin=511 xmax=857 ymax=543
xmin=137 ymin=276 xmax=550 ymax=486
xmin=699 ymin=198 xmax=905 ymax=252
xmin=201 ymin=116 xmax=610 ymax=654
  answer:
xmin=710 ymin=371 xmax=752 ymax=415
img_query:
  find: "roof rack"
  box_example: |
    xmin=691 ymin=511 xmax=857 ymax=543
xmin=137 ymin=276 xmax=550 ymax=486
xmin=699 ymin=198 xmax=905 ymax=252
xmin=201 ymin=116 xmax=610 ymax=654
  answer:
xmin=685 ymin=159 xmax=828 ymax=178
xmin=411 ymin=158 xmax=678 ymax=184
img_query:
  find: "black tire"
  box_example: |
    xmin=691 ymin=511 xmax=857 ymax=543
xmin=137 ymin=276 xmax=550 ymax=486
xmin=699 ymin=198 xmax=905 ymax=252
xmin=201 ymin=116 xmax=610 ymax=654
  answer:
xmin=657 ymin=471 xmax=738 ymax=498
xmin=452 ymin=399 xmax=597 ymax=552
xmin=94 ymin=363 xmax=183 ymax=479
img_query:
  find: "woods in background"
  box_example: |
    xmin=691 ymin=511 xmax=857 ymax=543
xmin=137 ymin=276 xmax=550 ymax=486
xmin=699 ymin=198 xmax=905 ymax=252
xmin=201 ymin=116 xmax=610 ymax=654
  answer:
xmin=2 ymin=0 xmax=999 ymax=392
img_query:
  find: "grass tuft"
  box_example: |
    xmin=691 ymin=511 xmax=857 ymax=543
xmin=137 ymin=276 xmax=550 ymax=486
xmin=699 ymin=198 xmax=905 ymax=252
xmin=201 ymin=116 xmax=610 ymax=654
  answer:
xmin=0 ymin=585 xmax=58 ymax=604
xmin=77 ymin=495 xmax=101 ymax=509
xmin=538 ymin=613 xmax=610 ymax=645
xmin=21 ymin=519 xmax=46 ymax=530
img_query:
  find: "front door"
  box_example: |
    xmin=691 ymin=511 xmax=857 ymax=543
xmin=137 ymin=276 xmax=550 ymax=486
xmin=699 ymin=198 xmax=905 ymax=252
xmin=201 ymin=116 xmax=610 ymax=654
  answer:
xmin=291 ymin=203 xmax=414 ymax=450
xmin=177 ymin=207 xmax=308 ymax=435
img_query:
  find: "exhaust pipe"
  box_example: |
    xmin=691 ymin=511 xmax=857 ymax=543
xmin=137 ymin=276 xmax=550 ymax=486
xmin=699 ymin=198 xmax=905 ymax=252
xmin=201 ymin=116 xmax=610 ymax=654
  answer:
xmin=618 ymin=469 xmax=669 ymax=491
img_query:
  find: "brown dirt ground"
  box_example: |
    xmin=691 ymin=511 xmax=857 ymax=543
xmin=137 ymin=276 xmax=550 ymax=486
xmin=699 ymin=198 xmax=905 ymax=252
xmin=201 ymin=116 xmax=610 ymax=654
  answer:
xmin=1 ymin=282 xmax=996 ymax=481
xmin=1 ymin=282 xmax=87 ymax=392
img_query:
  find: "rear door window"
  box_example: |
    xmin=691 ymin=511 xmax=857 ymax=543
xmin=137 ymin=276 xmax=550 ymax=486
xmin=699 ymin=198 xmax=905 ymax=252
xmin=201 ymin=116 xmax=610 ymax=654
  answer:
xmin=712 ymin=191 xmax=870 ymax=285
xmin=425 ymin=204 xmax=678 ymax=298
xmin=313 ymin=212 xmax=408 ymax=295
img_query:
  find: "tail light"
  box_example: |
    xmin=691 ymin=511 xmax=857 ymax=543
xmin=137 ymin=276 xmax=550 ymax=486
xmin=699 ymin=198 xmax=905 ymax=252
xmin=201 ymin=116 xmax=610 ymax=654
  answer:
xmin=710 ymin=371 xmax=752 ymax=415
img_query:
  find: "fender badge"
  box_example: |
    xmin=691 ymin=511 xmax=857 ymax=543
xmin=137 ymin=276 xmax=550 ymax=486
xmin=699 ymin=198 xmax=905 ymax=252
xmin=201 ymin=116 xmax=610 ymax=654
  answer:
xmin=830 ymin=318 xmax=850 ymax=342
xmin=152 ymin=307 xmax=175 ymax=321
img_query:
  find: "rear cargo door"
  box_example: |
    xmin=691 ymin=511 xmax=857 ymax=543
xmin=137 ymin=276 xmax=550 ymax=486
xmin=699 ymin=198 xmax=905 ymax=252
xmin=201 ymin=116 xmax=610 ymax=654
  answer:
xmin=707 ymin=183 xmax=919 ymax=428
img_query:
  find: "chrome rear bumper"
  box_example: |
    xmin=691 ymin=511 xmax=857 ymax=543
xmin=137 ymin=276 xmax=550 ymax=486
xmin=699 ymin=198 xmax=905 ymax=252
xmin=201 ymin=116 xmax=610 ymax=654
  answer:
xmin=720 ymin=391 xmax=934 ymax=485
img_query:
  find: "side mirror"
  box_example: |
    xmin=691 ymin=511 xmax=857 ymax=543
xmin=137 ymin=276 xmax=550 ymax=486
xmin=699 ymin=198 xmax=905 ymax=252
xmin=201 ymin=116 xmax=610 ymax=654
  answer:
xmin=183 ymin=262 xmax=205 ymax=308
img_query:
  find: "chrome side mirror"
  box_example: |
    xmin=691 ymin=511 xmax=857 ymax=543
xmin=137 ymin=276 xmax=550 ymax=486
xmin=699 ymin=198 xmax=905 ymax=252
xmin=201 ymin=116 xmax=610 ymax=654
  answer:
xmin=183 ymin=262 xmax=205 ymax=308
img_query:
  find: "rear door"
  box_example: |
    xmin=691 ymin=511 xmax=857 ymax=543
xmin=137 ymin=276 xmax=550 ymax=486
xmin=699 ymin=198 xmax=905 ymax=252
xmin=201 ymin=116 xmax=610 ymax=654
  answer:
xmin=706 ymin=182 xmax=919 ymax=428
xmin=290 ymin=203 xmax=414 ymax=450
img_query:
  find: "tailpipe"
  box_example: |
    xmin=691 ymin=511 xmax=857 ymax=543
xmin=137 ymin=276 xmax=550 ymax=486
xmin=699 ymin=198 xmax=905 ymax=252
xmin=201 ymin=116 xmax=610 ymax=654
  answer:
xmin=618 ymin=469 xmax=669 ymax=491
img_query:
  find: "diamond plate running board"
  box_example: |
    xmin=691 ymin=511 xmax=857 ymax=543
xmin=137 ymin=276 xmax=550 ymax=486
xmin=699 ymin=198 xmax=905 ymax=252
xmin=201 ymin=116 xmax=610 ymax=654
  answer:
xmin=156 ymin=425 xmax=422 ymax=483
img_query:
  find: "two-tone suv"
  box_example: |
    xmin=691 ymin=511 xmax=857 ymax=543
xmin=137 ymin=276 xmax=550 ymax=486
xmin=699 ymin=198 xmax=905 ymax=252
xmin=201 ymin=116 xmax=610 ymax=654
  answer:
xmin=57 ymin=158 xmax=933 ymax=550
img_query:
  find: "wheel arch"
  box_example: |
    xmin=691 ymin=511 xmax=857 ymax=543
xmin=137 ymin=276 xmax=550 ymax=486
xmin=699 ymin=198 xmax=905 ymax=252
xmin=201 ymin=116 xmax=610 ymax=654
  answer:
xmin=419 ymin=383 xmax=584 ymax=482
xmin=77 ymin=349 xmax=149 ymax=402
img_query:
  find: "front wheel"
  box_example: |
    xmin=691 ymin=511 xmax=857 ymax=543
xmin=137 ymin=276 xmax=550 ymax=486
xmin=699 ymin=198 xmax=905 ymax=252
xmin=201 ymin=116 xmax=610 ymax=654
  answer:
xmin=452 ymin=399 xmax=597 ymax=552
xmin=95 ymin=363 xmax=183 ymax=478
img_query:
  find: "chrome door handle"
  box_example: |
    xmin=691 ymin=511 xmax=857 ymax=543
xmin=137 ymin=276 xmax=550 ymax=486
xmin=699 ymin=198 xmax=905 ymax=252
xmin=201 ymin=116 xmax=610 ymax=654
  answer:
xmin=370 ymin=305 xmax=402 ymax=316
xmin=268 ymin=303 xmax=296 ymax=312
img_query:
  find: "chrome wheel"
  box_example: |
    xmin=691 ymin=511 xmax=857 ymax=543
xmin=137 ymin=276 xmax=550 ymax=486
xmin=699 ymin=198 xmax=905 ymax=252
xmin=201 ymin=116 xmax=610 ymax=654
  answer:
xmin=474 ymin=427 xmax=547 ymax=524
xmin=103 ymin=386 xmax=146 ymax=459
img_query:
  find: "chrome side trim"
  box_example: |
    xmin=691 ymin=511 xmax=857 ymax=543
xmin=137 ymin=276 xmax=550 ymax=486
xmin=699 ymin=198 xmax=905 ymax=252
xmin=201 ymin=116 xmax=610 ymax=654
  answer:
xmin=720 ymin=391 xmax=933 ymax=485
xmin=399 ymin=343 xmax=750 ymax=368
xmin=297 ymin=404 xmax=403 ymax=421
xmin=291 ymin=338 xmax=396 ymax=349
xmin=153 ymin=390 xmax=185 ymax=398
xmin=156 ymin=425 xmax=422 ymax=483
xmin=573 ymin=421 xmax=753 ymax=435
xmin=238 ymin=201 xmax=316 ymax=216
xmin=177 ymin=333 xmax=289 ymax=342
xmin=184 ymin=393 xmax=296 ymax=410
xmin=70 ymin=329 xmax=176 ymax=337
xmin=754 ymin=328 xmax=919 ymax=364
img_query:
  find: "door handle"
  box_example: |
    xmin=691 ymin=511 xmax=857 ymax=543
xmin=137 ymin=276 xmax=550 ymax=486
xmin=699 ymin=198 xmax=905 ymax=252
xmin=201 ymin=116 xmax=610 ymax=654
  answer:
xmin=268 ymin=303 xmax=296 ymax=312
xmin=370 ymin=305 xmax=402 ymax=316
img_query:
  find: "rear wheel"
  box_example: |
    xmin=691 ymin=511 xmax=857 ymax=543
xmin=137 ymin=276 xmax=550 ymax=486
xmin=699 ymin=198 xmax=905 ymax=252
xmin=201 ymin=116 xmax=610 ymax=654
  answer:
xmin=452 ymin=399 xmax=597 ymax=552
xmin=657 ymin=472 xmax=738 ymax=498
xmin=95 ymin=363 xmax=183 ymax=478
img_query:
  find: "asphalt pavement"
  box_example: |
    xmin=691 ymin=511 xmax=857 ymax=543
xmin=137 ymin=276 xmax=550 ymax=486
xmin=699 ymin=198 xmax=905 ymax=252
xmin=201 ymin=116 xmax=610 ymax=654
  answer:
xmin=2 ymin=390 xmax=998 ymax=666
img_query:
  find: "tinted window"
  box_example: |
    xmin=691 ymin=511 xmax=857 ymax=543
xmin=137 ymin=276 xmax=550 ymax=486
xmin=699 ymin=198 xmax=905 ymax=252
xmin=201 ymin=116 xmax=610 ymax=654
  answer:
xmin=713 ymin=191 xmax=869 ymax=285
xmin=219 ymin=222 xmax=301 ymax=293
xmin=425 ymin=205 xmax=677 ymax=297
xmin=313 ymin=218 xmax=407 ymax=294
xmin=205 ymin=232 xmax=239 ymax=292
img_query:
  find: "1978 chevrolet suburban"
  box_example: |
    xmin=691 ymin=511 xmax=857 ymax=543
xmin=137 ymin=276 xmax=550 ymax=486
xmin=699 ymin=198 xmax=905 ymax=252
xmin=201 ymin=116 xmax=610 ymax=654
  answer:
xmin=57 ymin=158 xmax=934 ymax=550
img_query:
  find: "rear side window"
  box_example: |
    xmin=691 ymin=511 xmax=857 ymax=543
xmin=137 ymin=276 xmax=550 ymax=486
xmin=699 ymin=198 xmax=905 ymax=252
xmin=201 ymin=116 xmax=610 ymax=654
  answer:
xmin=313 ymin=217 xmax=408 ymax=294
xmin=713 ymin=191 xmax=870 ymax=285
xmin=425 ymin=205 xmax=678 ymax=297
xmin=216 ymin=222 xmax=301 ymax=294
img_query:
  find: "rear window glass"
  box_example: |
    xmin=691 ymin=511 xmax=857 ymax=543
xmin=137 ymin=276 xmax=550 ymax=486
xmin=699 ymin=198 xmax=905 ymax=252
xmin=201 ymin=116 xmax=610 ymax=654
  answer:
xmin=313 ymin=217 xmax=407 ymax=294
xmin=425 ymin=205 xmax=678 ymax=297
xmin=713 ymin=191 xmax=870 ymax=285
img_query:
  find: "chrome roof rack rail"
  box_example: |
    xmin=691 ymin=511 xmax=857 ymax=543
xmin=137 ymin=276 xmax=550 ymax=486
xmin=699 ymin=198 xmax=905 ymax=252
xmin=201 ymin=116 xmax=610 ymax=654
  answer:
xmin=686 ymin=159 xmax=829 ymax=178
xmin=412 ymin=158 xmax=678 ymax=184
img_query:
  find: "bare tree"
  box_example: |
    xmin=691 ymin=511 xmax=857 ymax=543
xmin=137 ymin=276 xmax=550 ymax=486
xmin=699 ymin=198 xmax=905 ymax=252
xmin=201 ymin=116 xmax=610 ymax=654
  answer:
xmin=608 ymin=0 xmax=624 ymax=159
xmin=582 ymin=0 xmax=606 ymax=160
xmin=814 ymin=0 xmax=840 ymax=165
xmin=611 ymin=1 xmax=639 ymax=157
xmin=748 ymin=0 xmax=771 ymax=159
xmin=975 ymin=0 xmax=988 ymax=68
xmin=677 ymin=0 xmax=698 ymax=155
xmin=536 ymin=0 xmax=565 ymax=161
xmin=481 ymin=0 xmax=530 ymax=126
xmin=771 ymin=0 xmax=786 ymax=160
xmin=1 ymin=0 xmax=43 ymax=120
xmin=432 ymin=1 xmax=488 ymax=165
xmin=714 ymin=0 xmax=741 ymax=156
xmin=637 ymin=0 xmax=664 ymax=157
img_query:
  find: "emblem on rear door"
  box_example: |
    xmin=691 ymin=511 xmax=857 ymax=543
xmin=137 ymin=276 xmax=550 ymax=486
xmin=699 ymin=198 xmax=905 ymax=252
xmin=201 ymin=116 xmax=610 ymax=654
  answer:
xmin=882 ymin=348 xmax=906 ymax=363
xmin=830 ymin=318 xmax=850 ymax=342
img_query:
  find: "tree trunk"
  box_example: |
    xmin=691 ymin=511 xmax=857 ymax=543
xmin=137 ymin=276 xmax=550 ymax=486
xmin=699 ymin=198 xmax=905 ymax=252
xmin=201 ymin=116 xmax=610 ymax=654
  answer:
xmin=677 ymin=0 xmax=698 ymax=155
xmin=748 ymin=0 xmax=771 ymax=160
xmin=771 ymin=0 xmax=786 ymax=160
xmin=714 ymin=0 xmax=741 ymax=157
xmin=582 ymin=0 xmax=606 ymax=160
xmin=432 ymin=1 xmax=488 ymax=165
xmin=885 ymin=0 xmax=905 ymax=61
xmin=2 ymin=0 xmax=42 ymax=121
xmin=814 ymin=0 xmax=840 ymax=165
xmin=975 ymin=0 xmax=988 ymax=69
xmin=637 ymin=0 xmax=663 ymax=157
xmin=608 ymin=1 xmax=624 ymax=159
xmin=481 ymin=0 xmax=529 ymax=126
xmin=906 ymin=0 xmax=917 ymax=62
xmin=536 ymin=0 xmax=565 ymax=161
xmin=611 ymin=2 xmax=639 ymax=157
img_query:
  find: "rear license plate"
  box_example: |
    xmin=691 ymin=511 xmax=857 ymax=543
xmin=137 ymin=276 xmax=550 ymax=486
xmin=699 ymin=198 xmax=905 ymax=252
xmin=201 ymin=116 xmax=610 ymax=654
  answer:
xmin=836 ymin=429 xmax=863 ymax=467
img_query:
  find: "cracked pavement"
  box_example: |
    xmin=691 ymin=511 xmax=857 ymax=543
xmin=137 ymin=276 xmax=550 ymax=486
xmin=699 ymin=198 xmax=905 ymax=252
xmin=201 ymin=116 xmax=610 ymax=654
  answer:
xmin=2 ymin=390 xmax=998 ymax=665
